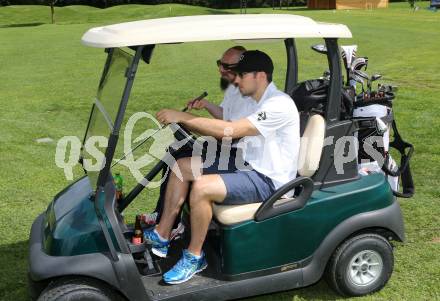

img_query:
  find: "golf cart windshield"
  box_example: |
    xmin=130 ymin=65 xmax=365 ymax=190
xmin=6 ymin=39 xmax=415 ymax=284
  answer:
xmin=82 ymin=48 xmax=134 ymax=187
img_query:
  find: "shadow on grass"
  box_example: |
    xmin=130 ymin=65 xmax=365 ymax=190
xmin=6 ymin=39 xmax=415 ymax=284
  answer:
xmin=0 ymin=239 xmax=340 ymax=300
xmin=0 ymin=22 xmax=45 ymax=28
xmin=242 ymin=279 xmax=341 ymax=300
xmin=206 ymin=9 xmax=234 ymax=15
xmin=0 ymin=240 xmax=30 ymax=300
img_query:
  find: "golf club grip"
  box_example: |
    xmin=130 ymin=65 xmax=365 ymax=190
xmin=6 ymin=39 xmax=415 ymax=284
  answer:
xmin=182 ymin=91 xmax=208 ymax=112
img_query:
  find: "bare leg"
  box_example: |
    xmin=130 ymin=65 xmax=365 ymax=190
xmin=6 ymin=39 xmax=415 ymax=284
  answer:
xmin=187 ymin=174 xmax=227 ymax=256
xmin=156 ymin=156 xmax=202 ymax=240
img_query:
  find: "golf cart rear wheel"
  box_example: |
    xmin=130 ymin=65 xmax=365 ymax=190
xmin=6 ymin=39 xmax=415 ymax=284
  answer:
xmin=325 ymin=233 xmax=394 ymax=297
xmin=37 ymin=277 xmax=125 ymax=301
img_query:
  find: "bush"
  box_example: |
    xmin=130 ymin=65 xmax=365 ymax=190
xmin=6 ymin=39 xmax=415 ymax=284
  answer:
xmin=4 ymin=0 xmax=305 ymax=8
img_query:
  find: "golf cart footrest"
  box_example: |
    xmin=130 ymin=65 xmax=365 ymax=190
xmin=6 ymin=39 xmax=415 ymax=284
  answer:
xmin=134 ymin=250 xmax=162 ymax=276
xmin=128 ymin=241 xmax=147 ymax=253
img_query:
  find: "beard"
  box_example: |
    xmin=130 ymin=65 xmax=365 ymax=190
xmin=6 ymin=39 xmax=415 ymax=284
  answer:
xmin=220 ymin=77 xmax=230 ymax=91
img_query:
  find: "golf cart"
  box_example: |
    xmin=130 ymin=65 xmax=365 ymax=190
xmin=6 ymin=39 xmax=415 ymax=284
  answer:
xmin=29 ymin=14 xmax=411 ymax=300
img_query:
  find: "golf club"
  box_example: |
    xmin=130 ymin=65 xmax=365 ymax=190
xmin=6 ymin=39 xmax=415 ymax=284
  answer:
xmin=354 ymin=69 xmax=369 ymax=81
xmin=321 ymin=70 xmax=330 ymax=81
xmin=311 ymin=44 xmax=328 ymax=54
xmin=341 ymin=45 xmax=357 ymax=85
xmin=371 ymin=74 xmax=382 ymax=81
xmin=351 ymin=57 xmax=368 ymax=71
xmin=352 ymin=74 xmax=365 ymax=93
xmin=369 ymin=74 xmax=382 ymax=92
xmin=348 ymin=57 xmax=368 ymax=90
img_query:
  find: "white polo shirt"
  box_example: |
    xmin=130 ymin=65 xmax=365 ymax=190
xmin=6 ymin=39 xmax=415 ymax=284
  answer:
xmin=240 ymin=82 xmax=300 ymax=189
xmin=220 ymin=85 xmax=257 ymax=121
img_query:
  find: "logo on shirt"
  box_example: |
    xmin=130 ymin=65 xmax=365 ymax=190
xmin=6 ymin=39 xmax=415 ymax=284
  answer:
xmin=257 ymin=111 xmax=267 ymax=121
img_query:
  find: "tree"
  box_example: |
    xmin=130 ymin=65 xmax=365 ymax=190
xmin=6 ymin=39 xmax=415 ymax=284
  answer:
xmin=48 ymin=0 xmax=58 ymax=24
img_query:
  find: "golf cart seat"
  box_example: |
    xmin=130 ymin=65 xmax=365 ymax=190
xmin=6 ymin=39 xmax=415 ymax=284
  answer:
xmin=213 ymin=114 xmax=325 ymax=225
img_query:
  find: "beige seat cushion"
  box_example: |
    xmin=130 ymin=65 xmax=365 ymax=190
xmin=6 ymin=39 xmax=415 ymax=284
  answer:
xmin=212 ymin=202 xmax=262 ymax=225
xmin=212 ymin=198 xmax=295 ymax=225
xmin=298 ymin=114 xmax=325 ymax=177
xmin=212 ymin=115 xmax=324 ymax=225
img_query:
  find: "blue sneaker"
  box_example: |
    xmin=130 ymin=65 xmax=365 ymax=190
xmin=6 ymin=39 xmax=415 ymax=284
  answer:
xmin=143 ymin=228 xmax=169 ymax=258
xmin=163 ymin=249 xmax=208 ymax=284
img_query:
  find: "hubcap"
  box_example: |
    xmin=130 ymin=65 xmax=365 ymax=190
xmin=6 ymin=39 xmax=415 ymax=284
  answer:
xmin=347 ymin=250 xmax=383 ymax=287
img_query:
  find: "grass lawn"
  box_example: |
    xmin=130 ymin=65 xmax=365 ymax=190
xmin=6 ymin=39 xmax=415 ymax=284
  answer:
xmin=0 ymin=2 xmax=439 ymax=300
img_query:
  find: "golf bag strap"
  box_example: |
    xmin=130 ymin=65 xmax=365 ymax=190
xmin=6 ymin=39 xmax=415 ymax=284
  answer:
xmin=393 ymin=161 xmax=414 ymax=198
xmin=381 ymin=111 xmax=394 ymax=124
xmin=381 ymin=119 xmax=415 ymax=198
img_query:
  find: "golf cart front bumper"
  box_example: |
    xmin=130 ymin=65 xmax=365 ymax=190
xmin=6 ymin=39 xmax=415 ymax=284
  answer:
xmin=28 ymin=213 xmax=123 ymax=297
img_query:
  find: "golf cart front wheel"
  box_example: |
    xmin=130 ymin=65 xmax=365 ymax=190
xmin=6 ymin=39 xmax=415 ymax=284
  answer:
xmin=37 ymin=277 xmax=125 ymax=301
xmin=325 ymin=233 xmax=394 ymax=297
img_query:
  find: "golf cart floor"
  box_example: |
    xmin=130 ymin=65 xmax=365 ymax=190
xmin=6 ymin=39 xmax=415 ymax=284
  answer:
xmin=140 ymin=235 xmax=229 ymax=300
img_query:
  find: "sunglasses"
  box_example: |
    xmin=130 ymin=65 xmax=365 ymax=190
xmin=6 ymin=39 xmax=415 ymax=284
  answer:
xmin=216 ymin=59 xmax=237 ymax=70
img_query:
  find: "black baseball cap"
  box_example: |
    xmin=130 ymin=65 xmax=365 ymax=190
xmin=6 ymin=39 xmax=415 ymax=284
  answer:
xmin=232 ymin=50 xmax=274 ymax=74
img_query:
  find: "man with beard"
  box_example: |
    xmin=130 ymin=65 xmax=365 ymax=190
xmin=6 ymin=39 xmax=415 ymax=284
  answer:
xmin=186 ymin=46 xmax=257 ymax=121
xmin=140 ymin=46 xmax=257 ymax=233
xmin=148 ymin=50 xmax=299 ymax=283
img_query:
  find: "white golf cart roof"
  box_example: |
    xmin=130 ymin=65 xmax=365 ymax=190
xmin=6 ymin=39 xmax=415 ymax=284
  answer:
xmin=82 ymin=14 xmax=352 ymax=48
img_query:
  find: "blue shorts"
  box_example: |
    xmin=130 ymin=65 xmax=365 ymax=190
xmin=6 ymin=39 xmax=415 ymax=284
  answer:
xmin=202 ymin=147 xmax=275 ymax=205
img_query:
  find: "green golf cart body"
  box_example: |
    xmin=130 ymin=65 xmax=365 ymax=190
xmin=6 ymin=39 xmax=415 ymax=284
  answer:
xmin=28 ymin=14 xmax=408 ymax=301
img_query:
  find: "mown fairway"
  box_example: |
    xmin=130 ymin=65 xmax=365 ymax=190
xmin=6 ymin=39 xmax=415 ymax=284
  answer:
xmin=0 ymin=2 xmax=439 ymax=300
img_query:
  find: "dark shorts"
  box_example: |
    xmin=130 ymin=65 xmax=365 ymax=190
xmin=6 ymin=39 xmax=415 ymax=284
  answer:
xmin=202 ymin=146 xmax=275 ymax=205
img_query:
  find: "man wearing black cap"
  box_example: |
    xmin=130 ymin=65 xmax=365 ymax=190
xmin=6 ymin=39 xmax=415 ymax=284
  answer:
xmin=140 ymin=46 xmax=257 ymax=228
xmin=147 ymin=50 xmax=300 ymax=284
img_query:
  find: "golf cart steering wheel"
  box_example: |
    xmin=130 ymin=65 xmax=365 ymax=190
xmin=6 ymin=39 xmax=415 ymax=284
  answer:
xmin=168 ymin=122 xmax=197 ymax=146
xmin=166 ymin=91 xmax=207 ymax=148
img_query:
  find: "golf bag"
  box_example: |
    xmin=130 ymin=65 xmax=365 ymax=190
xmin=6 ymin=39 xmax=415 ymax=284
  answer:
xmin=338 ymin=45 xmax=414 ymax=198
xmin=353 ymin=91 xmax=414 ymax=198
xmin=290 ymin=78 xmax=354 ymax=134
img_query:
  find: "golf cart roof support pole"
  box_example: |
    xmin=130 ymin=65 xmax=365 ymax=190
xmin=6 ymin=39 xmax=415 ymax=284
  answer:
xmin=93 ymin=46 xmax=145 ymax=262
xmin=79 ymin=104 xmax=95 ymax=173
xmin=99 ymin=48 xmax=116 ymax=91
xmin=284 ymin=38 xmax=298 ymax=93
xmin=324 ymin=38 xmax=342 ymax=124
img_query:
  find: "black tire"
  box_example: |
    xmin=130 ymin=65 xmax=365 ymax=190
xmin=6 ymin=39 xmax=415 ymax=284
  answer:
xmin=325 ymin=233 xmax=394 ymax=297
xmin=37 ymin=277 xmax=125 ymax=301
xmin=28 ymin=274 xmax=49 ymax=301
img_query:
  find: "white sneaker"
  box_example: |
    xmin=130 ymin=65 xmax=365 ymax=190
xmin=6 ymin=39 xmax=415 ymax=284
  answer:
xmin=170 ymin=223 xmax=185 ymax=241
xmin=141 ymin=212 xmax=158 ymax=225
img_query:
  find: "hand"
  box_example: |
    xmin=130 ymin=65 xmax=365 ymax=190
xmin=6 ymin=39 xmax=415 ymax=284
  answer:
xmin=156 ymin=109 xmax=185 ymax=125
xmin=186 ymin=98 xmax=209 ymax=111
